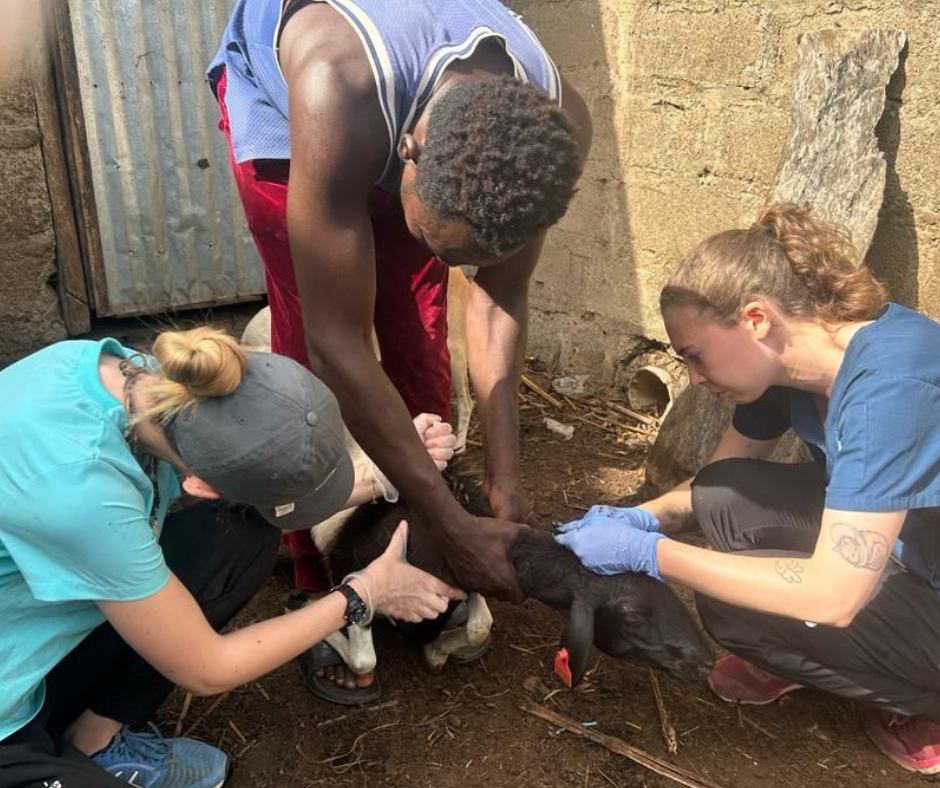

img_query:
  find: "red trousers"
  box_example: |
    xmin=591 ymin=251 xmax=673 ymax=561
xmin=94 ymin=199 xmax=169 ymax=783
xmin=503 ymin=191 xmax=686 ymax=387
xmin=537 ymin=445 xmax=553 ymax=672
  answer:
xmin=216 ymin=70 xmax=451 ymax=591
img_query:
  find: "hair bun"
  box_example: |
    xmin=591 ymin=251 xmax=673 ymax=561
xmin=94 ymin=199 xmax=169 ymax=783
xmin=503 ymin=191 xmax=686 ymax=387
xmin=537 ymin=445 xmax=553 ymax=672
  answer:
xmin=152 ymin=327 xmax=247 ymax=399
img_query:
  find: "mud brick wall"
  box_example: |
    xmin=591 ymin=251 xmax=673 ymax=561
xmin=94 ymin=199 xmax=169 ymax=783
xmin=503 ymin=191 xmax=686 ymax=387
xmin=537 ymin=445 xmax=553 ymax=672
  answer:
xmin=0 ymin=55 xmax=66 ymax=368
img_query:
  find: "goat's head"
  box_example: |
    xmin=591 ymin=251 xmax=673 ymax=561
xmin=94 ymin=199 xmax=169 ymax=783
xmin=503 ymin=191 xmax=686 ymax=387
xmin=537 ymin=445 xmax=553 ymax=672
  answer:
xmin=557 ymin=572 xmax=714 ymax=687
xmin=507 ymin=526 xmax=713 ymax=689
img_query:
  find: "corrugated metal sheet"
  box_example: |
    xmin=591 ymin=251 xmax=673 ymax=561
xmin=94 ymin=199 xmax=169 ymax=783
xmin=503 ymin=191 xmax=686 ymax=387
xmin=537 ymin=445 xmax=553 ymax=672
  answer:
xmin=68 ymin=0 xmax=265 ymax=315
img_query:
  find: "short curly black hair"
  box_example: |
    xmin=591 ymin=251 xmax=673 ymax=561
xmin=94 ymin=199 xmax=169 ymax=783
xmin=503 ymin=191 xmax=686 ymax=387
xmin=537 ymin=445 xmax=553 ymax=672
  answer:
xmin=412 ymin=76 xmax=581 ymax=258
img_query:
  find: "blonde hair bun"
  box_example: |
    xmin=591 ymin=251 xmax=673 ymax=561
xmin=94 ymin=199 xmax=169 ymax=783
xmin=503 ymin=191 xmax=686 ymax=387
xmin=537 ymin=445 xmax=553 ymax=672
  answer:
xmin=138 ymin=327 xmax=248 ymax=423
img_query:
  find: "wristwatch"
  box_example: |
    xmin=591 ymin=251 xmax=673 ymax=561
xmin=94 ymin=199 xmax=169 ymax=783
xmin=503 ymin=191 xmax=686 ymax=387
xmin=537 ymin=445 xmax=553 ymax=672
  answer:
xmin=332 ymin=582 xmax=369 ymax=626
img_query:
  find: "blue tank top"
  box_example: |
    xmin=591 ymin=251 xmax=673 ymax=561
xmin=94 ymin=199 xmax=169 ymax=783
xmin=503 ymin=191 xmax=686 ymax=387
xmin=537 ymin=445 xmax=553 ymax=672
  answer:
xmin=208 ymin=0 xmax=562 ymax=192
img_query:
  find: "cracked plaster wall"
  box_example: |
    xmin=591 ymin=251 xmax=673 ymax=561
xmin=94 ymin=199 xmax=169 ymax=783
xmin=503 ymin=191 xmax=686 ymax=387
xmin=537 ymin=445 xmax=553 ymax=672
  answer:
xmin=516 ymin=0 xmax=940 ymax=385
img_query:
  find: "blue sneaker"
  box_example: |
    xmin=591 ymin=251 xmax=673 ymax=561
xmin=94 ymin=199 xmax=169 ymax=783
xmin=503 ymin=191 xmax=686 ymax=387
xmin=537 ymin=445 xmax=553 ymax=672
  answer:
xmin=91 ymin=723 xmax=230 ymax=788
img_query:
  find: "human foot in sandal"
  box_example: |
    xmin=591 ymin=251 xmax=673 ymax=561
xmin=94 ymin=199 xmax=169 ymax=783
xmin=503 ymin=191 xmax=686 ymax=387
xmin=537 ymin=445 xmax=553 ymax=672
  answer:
xmin=296 ymin=639 xmax=381 ymax=706
xmin=286 ymin=592 xmax=381 ymax=706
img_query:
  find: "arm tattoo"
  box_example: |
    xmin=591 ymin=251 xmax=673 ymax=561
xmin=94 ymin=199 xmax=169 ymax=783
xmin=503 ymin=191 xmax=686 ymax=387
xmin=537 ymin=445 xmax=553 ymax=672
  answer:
xmin=775 ymin=559 xmax=804 ymax=584
xmin=830 ymin=522 xmax=889 ymax=571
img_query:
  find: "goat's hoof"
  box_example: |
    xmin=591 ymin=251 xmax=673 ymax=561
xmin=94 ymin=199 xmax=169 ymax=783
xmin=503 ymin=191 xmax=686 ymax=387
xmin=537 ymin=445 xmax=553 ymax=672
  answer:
xmin=450 ymin=634 xmax=491 ymax=664
xmin=423 ymin=647 xmax=449 ymax=673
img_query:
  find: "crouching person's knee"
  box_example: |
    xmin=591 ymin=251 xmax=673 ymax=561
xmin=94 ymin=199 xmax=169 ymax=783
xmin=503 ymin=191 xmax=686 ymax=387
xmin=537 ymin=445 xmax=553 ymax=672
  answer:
xmin=690 ymin=458 xmax=755 ymax=552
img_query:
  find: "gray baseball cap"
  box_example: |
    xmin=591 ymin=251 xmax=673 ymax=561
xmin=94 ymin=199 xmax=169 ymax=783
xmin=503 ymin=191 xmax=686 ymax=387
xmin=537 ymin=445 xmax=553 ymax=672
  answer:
xmin=170 ymin=352 xmax=354 ymax=530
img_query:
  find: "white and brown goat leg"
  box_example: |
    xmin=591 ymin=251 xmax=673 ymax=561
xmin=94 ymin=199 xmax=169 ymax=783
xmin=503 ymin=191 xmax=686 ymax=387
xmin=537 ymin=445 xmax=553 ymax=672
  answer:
xmin=446 ymin=267 xmax=473 ymax=452
xmin=423 ymin=592 xmax=493 ymax=673
xmin=323 ymin=623 xmax=377 ymax=676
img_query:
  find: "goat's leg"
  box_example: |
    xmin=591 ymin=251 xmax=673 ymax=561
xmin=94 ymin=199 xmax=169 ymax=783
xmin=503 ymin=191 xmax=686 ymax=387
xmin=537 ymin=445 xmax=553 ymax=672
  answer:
xmin=324 ymin=624 xmax=377 ymax=676
xmin=446 ymin=267 xmax=473 ymax=453
xmin=423 ymin=593 xmax=493 ymax=673
xmin=451 ymin=354 xmax=473 ymax=453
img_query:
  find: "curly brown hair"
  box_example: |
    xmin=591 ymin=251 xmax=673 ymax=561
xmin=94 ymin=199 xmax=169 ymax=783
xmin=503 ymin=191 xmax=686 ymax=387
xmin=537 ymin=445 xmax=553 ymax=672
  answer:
xmin=412 ymin=76 xmax=581 ymax=257
xmin=660 ymin=202 xmax=886 ymax=324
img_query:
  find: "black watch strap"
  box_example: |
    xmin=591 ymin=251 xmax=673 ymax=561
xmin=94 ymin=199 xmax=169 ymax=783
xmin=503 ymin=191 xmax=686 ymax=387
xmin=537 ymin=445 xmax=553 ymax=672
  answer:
xmin=332 ymin=582 xmax=368 ymax=626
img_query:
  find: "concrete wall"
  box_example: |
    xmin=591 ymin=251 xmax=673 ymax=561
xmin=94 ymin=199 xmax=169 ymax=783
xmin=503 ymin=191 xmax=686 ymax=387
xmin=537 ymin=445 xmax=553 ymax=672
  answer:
xmin=519 ymin=0 xmax=940 ymax=383
xmin=0 ymin=27 xmax=66 ymax=367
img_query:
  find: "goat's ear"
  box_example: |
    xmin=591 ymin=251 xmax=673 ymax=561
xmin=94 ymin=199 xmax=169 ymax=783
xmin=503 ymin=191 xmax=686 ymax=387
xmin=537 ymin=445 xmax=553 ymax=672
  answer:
xmin=559 ymin=597 xmax=595 ymax=688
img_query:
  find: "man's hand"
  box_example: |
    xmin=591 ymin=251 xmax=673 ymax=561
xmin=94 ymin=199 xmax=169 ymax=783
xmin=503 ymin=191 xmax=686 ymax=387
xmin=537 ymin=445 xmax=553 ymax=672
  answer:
xmin=483 ymin=475 xmax=532 ymax=524
xmin=441 ymin=514 xmax=527 ymax=602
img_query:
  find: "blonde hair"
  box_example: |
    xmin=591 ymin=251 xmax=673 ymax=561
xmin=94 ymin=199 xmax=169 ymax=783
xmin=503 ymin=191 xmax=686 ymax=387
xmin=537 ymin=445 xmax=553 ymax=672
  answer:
xmin=134 ymin=327 xmax=247 ymax=424
xmin=660 ymin=202 xmax=886 ymax=325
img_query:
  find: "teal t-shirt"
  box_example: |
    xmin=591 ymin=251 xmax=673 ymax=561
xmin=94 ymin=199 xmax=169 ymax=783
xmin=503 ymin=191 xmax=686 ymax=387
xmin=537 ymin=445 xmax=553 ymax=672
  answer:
xmin=0 ymin=339 xmax=178 ymax=741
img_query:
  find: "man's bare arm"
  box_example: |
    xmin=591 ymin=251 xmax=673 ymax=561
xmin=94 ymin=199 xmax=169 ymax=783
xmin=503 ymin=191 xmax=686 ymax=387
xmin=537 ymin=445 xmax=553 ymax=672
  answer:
xmin=279 ymin=31 xmax=522 ymax=598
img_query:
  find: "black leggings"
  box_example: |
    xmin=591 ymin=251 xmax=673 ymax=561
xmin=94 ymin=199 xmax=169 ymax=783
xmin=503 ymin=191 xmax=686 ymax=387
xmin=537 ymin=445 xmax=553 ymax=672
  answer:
xmin=692 ymin=459 xmax=940 ymax=720
xmin=0 ymin=501 xmax=280 ymax=788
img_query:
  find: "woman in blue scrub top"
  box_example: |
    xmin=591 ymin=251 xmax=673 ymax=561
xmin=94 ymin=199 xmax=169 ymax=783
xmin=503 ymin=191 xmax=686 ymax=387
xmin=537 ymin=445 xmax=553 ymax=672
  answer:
xmin=558 ymin=202 xmax=940 ymax=777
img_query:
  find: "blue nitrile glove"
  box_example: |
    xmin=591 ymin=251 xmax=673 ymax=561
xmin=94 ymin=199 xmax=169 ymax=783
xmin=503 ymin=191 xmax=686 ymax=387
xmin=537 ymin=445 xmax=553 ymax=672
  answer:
xmin=574 ymin=504 xmax=661 ymax=533
xmin=554 ymin=510 xmax=666 ymax=579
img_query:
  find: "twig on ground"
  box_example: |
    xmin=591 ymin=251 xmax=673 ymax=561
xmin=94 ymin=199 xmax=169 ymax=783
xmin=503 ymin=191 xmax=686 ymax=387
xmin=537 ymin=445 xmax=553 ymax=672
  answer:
xmin=182 ymin=692 xmax=231 ymax=738
xmin=326 ymin=722 xmax=399 ymax=773
xmin=601 ymin=398 xmax=660 ymax=427
xmin=173 ymin=692 xmax=193 ymax=737
xmin=298 ymin=721 xmax=400 ymax=775
xmin=235 ymin=740 xmax=257 ymax=760
xmin=649 ymin=670 xmax=678 ymax=754
xmin=521 ymin=702 xmax=728 ymax=788
xmin=315 ymin=699 xmax=400 ymax=730
xmin=668 ymin=686 xmax=719 ymax=710
xmin=229 ymin=720 xmax=247 ymax=744
xmin=741 ymin=714 xmax=777 ymax=740
xmin=521 ymin=374 xmax=562 ymax=408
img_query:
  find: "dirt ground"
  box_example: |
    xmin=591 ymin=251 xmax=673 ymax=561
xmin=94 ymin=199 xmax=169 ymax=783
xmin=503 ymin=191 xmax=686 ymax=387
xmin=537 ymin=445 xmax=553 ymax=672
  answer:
xmin=152 ymin=363 xmax=916 ymax=788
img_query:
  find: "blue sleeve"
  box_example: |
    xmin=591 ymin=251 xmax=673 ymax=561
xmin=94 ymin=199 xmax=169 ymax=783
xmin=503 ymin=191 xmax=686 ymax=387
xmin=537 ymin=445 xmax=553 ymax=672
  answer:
xmin=0 ymin=460 xmax=170 ymax=602
xmin=826 ymin=377 xmax=940 ymax=511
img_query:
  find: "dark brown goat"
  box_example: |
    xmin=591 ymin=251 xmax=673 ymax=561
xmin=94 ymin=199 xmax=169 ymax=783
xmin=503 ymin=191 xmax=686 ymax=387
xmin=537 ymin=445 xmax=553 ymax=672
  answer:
xmin=322 ymin=467 xmax=713 ymax=687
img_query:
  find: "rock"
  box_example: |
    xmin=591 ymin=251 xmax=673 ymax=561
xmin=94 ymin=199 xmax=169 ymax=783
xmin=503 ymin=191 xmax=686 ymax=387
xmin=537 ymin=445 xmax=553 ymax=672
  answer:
xmin=543 ymin=417 xmax=575 ymax=440
xmin=645 ymin=386 xmax=733 ymax=493
xmin=769 ymin=29 xmax=907 ymax=258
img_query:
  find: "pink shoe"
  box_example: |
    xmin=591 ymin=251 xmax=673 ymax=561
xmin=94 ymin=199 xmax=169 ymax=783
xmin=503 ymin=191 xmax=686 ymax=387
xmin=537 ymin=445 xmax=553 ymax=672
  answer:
xmin=864 ymin=709 xmax=940 ymax=776
xmin=706 ymin=655 xmax=803 ymax=705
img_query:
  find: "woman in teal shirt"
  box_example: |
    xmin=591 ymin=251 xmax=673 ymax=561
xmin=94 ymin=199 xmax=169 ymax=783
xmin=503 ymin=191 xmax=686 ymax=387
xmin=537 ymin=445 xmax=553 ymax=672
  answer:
xmin=0 ymin=326 xmax=461 ymax=788
xmin=559 ymin=203 xmax=940 ymax=777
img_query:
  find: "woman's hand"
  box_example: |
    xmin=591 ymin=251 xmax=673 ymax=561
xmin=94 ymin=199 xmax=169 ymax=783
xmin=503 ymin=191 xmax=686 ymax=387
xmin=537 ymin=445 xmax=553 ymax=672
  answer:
xmin=361 ymin=521 xmax=466 ymax=622
xmin=567 ymin=504 xmax=661 ymax=532
xmin=555 ymin=509 xmax=666 ymax=579
xmin=369 ymin=414 xmax=456 ymax=501
xmin=412 ymin=413 xmax=456 ymax=471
